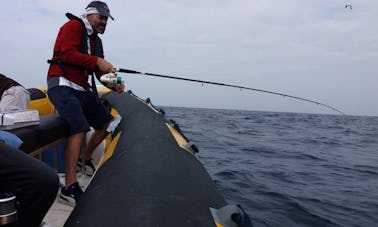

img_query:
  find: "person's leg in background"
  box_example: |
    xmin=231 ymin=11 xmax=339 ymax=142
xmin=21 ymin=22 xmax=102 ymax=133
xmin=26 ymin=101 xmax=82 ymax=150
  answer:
xmin=0 ymin=142 xmax=59 ymax=227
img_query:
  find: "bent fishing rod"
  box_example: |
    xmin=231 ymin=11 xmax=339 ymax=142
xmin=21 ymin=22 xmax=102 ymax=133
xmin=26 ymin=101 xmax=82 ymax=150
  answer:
xmin=100 ymin=68 xmax=357 ymax=127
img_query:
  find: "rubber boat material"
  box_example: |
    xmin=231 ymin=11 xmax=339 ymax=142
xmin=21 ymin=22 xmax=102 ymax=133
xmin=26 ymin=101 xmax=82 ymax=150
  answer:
xmin=65 ymin=91 xmax=230 ymax=226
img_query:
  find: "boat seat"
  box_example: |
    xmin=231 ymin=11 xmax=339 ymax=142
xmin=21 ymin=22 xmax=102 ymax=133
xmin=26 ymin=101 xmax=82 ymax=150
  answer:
xmin=7 ymin=114 xmax=69 ymax=155
xmin=28 ymin=88 xmax=46 ymax=100
xmin=9 ymin=127 xmax=39 ymax=154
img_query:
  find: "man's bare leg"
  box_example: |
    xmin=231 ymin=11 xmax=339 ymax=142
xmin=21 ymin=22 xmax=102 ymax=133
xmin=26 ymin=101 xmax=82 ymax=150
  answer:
xmin=64 ymin=132 xmax=86 ymax=189
xmin=84 ymin=122 xmax=110 ymax=161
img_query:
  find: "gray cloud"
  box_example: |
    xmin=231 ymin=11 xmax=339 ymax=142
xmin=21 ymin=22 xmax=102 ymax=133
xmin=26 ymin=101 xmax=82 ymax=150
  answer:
xmin=1 ymin=0 xmax=377 ymax=116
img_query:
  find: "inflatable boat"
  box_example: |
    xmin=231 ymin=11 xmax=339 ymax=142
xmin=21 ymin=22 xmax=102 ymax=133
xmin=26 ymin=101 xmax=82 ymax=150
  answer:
xmin=2 ymin=88 xmax=251 ymax=227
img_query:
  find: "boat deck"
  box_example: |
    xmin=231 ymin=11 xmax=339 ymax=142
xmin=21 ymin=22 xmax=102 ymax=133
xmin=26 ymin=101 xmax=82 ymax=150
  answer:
xmin=42 ymin=173 xmax=91 ymax=227
xmin=42 ymin=131 xmax=103 ymax=227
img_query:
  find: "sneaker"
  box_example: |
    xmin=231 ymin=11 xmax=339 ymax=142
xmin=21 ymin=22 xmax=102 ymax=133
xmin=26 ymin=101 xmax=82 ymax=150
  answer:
xmin=84 ymin=159 xmax=96 ymax=176
xmin=59 ymin=182 xmax=83 ymax=207
xmin=77 ymin=159 xmax=83 ymax=173
xmin=77 ymin=158 xmax=96 ymax=176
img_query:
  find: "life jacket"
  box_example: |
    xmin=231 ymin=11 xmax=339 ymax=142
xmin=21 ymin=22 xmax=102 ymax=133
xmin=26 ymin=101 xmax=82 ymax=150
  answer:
xmin=47 ymin=13 xmax=103 ymax=76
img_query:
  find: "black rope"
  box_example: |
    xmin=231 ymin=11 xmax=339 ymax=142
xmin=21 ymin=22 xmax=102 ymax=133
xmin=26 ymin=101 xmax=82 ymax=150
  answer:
xmin=116 ymin=68 xmax=358 ymax=128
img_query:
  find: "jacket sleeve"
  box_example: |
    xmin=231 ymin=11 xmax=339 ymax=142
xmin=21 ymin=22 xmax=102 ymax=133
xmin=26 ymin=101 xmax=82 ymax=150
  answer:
xmin=58 ymin=20 xmax=98 ymax=71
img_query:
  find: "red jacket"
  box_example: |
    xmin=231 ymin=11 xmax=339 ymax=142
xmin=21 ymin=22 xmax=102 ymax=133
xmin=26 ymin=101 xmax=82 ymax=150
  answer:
xmin=47 ymin=18 xmax=103 ymax=90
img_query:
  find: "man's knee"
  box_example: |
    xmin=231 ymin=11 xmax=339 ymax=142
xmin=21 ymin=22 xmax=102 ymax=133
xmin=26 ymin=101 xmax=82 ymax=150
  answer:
xmin=42 ymin=168 xmax=59 ymax=193
xmin=30 ymin=163 xmax=59 ymax=197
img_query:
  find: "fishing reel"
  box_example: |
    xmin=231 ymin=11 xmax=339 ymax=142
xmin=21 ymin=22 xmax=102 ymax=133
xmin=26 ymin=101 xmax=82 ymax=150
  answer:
xmin=100 ymin=72 xmax=125 ymax=86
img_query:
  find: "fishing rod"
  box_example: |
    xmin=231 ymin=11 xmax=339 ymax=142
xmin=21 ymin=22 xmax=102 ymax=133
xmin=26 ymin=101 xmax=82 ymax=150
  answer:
xmin=100 ymin=68 xmax=358 ymax=127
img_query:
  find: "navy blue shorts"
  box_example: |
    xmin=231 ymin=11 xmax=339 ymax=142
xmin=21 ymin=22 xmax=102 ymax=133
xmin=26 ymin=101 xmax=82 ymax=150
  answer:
xmin=47 ymin=86 xmax=113 ymax=135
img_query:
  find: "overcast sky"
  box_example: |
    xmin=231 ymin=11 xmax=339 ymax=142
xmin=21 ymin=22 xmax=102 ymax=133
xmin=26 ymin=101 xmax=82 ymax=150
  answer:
xmin=1 ymin=0 xmax=377 ymax=116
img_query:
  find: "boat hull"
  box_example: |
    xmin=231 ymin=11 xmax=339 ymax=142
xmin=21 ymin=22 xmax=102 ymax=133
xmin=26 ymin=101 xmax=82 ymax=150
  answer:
xmin=65 ymin=91 xmax=227 ymax=226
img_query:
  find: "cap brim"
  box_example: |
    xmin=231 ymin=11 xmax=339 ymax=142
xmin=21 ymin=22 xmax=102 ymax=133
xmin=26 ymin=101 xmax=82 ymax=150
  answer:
xmin=99 ymin=13 xmax=114 ymax=20
xmin=97 ymin=8 xmax=114 ymax=20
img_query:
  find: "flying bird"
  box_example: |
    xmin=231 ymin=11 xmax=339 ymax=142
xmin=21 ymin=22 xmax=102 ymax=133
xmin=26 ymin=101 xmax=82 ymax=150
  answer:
xmin=345 ymin=4 xmax=352 ymax=10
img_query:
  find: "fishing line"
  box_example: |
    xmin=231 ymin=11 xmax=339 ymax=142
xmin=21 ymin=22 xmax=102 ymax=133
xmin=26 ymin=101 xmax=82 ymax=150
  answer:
xmin=109 ymin=68 xmax=358 ymax=128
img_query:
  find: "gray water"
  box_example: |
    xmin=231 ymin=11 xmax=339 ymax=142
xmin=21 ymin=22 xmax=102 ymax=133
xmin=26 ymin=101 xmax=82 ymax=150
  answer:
xmin=164 ymin=107 xmax=378 ymax=227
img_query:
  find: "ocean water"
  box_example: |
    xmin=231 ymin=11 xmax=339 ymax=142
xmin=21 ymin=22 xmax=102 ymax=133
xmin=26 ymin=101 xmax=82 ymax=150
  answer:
xmin=163 ymin=107 xmax=378 ymax=227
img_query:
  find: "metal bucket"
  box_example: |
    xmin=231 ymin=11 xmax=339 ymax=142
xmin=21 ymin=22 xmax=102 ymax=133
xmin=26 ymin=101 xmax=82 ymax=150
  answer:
xmin=0 ymin=193 xmax=17 ymax=226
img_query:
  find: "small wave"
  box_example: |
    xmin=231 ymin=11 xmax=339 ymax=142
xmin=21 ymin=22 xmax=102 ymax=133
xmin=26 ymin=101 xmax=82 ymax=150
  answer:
xmin=214 ymin=170 xmax=240 ymax=180
xmin=352 ymin=164 xmax=378 ymax=175
xmin=291 ymin=152 xmax=326 ymax=161
xmin=241 ymin=146 xmax=277 ymax=155
xmin=253 ymin=189 xmax=341 ymax=226
xmin=323 ymin=163 xmax=378 ymax=177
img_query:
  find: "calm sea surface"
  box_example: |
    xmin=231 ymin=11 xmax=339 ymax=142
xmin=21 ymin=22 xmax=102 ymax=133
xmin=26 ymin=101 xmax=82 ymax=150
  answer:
xmin=163 ymin=107 xmax=378 ymax=227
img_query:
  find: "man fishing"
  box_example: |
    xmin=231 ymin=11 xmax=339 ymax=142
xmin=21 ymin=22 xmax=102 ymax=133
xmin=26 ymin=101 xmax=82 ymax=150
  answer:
xmin=47 ymin=1 xmax=123 ymax=206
